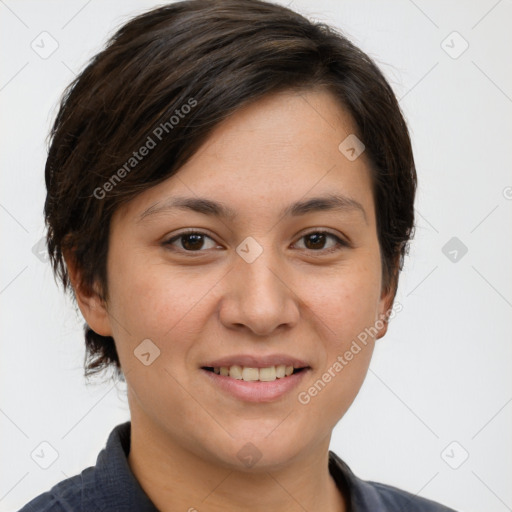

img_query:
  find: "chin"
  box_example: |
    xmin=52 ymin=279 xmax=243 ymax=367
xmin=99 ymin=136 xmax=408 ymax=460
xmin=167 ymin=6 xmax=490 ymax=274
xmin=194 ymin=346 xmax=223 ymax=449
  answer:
xmin=210 ymin=429 xmax=307 ymax=473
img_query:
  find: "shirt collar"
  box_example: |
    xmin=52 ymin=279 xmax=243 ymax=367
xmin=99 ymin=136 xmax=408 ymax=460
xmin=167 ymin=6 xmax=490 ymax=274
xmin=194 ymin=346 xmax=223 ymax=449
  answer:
xmin=328 ymin=450 xmax=387 ymax=511
xmin=91 ymin=421 xmax=158 ymax=511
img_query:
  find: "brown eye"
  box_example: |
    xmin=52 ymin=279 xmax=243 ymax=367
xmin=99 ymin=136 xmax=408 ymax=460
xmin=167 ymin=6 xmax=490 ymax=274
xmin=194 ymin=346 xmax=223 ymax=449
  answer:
xmin=164 ymin=231 xmax=218 ymax=252
xmin=163 ymin=229 xmax=347 ymax=255
xmin=294 ymin=231 xmax=347 ymax=253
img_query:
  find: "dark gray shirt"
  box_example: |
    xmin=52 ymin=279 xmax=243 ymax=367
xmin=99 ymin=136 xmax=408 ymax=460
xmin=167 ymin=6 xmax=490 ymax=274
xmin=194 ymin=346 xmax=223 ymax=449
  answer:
xmin=18 ymin=421 xmax=457 ymax=511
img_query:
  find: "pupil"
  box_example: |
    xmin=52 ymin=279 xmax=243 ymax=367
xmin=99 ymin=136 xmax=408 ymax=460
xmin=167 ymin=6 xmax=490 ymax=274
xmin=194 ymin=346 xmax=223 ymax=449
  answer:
xmin=305 ymin=233 xmax=325 ymax=250
xmin=183 ymin=234 xmax=203 ymax=250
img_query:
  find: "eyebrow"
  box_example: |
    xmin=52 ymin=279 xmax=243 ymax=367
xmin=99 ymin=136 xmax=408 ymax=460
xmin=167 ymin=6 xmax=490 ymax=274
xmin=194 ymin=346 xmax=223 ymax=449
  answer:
xmin=137 ymin=193 xmax=368 ymax=224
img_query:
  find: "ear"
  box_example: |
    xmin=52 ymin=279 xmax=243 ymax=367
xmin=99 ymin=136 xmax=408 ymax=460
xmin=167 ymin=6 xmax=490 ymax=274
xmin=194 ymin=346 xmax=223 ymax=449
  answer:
xmin=64 ymin=249 xmax=113 ymax=337
xmin=375 ymin=286 xmax=395 ymax=340
xmin=375 ymin=256 xmax=400 ymax=340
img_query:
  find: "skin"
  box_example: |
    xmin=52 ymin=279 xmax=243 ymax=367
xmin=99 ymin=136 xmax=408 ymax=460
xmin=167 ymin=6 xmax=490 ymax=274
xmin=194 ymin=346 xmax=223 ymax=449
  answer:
xmin=67 ymin=88 xmax=397 ymax=512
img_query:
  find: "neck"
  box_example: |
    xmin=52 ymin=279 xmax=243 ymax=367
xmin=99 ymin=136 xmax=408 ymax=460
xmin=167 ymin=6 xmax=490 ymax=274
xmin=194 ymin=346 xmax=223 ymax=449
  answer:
xmin=127 ymin=409 xmax=347 ymax=512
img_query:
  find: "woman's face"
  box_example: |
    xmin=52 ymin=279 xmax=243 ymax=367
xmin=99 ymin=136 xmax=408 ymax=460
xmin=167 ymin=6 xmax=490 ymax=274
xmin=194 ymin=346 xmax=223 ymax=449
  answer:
xmin=93 ymin=88 xmax=395 ymax=469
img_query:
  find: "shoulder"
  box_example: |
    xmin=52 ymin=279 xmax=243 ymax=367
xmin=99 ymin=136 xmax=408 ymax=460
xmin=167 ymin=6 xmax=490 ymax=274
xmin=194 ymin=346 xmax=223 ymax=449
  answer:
xmin=367 ymin=480 xmax=458 ymax=511
xmin=328 ymin=450 xmax=458 ymax=512
xmin=16 ymin=467 xmax=99 ymax=512
xmin=16 ymin=422 xmax=157 ymax=512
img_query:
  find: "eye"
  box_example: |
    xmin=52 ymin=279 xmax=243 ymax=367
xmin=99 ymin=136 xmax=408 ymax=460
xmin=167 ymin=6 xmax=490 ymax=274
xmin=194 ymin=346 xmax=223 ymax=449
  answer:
xmin=293 ymin=231 xmax=348 ymax=254
xmin=163 ymin=230 xmax=219 ymax=252
xmin=163 ymin=229 xmax=348 ymax=254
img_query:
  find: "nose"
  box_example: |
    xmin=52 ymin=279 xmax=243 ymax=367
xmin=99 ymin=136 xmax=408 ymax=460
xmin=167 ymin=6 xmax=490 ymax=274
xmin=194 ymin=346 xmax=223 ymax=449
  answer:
xmin=218 ymin=246 xmax=300 ymax=337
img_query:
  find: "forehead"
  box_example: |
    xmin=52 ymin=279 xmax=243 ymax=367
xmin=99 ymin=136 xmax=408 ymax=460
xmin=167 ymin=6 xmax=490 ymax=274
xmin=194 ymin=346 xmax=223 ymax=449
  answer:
xmin=115 ymin=88 xmax=374 ymax=226
xmin=192 ymin=88 xmax=362 ymax=169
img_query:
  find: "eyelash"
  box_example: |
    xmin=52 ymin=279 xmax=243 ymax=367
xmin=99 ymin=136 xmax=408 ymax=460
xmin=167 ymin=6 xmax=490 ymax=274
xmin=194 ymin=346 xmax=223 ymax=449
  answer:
xmin=162 ymin=229 xmax=349 ymax=256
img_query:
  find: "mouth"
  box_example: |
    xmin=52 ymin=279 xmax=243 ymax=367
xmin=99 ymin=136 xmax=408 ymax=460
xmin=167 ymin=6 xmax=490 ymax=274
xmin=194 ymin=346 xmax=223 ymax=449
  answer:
xmin=200 ymin=364 xmax=311 ymax=402
xmin=201 ymin=365 xmax=309 ymax=382
xmin=199 ymin=354 xmax=312 ymax=401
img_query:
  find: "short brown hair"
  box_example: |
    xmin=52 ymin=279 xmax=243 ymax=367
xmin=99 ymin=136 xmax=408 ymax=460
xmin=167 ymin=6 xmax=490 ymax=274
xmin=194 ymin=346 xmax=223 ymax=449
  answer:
xmin=44 ymin=0 xmax=416 ymax=381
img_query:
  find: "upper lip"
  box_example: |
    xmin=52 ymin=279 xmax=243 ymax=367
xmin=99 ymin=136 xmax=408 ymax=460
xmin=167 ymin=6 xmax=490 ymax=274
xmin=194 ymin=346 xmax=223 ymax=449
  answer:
xmin=201 ymin=353 xmax=311 ymax=369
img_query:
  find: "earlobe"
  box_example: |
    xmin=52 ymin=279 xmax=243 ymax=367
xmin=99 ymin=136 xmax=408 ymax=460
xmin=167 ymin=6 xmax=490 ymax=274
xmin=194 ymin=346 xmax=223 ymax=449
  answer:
xmin=63 ymin=250 xmax=113 ymax=337
xmin=375 ymin=283 xmax=397 ymax=341
xmin=376 ymin=254 xmax=401 ymax=340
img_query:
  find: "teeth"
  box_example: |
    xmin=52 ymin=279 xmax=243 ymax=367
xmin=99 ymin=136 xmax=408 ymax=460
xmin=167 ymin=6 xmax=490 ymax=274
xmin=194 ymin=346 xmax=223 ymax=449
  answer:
xmin=242 ymin=367 xmax=259 ymax=381
xmin=229 ymin=365 xmax=243 ymax=379
xmin=259 ymin=366 xmax=276 ymax=381
xmin=212 ymin=364 xmax=300 ymax=381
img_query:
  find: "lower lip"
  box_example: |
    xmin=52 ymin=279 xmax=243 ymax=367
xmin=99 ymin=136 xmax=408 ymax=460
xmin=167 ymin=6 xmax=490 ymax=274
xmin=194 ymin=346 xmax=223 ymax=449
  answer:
xmin=201 ymin=368 xmax=310 ymax=403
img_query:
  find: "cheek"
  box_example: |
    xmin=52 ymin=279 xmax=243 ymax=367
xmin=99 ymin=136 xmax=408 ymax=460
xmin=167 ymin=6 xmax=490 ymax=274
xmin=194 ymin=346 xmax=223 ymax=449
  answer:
xmin=301 ymin=256 xmax=382 ymax=347
xmin=293 ymin=255 xmax=381 ymax=421
xmin=106 ymin=250 xmax=222 ymax=344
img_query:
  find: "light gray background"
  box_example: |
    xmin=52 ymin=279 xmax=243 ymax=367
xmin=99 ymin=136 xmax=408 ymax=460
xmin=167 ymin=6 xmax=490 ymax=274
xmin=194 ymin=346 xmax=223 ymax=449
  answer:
xmin=1 ymin=1 xmax=511 ymax=511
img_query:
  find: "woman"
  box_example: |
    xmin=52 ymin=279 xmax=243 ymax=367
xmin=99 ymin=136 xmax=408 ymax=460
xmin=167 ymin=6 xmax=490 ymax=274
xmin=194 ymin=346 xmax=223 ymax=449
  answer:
xmin=19 ymin=0 xmax=457 ymax=510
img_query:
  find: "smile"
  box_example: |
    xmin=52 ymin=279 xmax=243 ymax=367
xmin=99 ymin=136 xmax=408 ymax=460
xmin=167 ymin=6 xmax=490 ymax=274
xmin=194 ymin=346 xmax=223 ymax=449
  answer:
xmin=202 ymin=365 xmax=307 ymax=382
